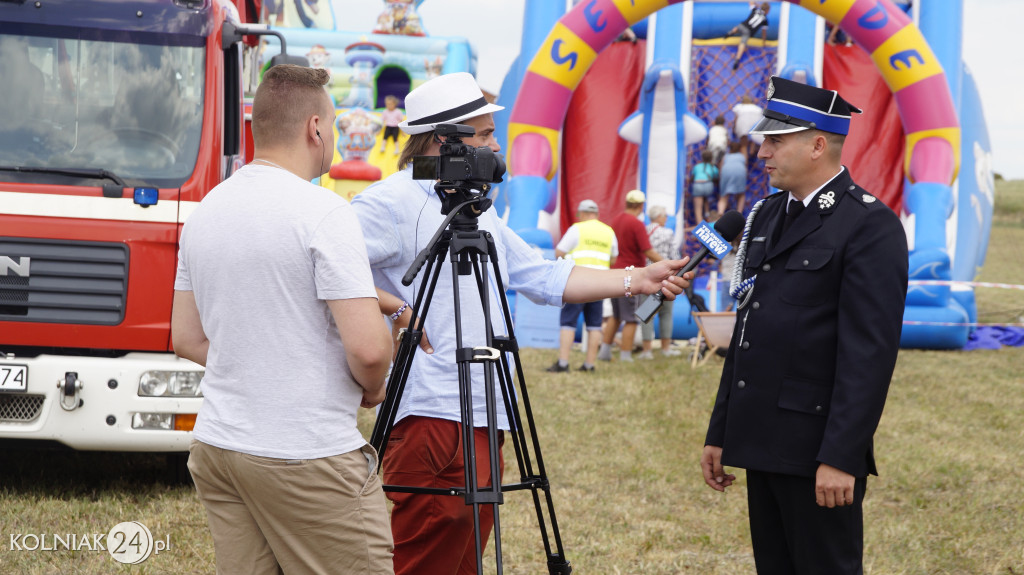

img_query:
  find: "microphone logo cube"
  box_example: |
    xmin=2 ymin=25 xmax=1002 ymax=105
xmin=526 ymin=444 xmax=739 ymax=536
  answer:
xmin=693 ymin=222 xmax=732 ymax=259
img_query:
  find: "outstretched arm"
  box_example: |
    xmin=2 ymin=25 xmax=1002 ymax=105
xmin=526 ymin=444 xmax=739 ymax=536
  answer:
xmin=562 ymin=258 xmax=692 ymax=304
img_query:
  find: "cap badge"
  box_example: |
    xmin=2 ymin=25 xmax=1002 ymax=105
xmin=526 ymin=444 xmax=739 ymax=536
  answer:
xmin=766 ymin=79 xmax=775 ymax=100
xmin=818 ymin=191 xmax=836 ymax=210
xmin=862 ymin=194 xmax=876 ymax=203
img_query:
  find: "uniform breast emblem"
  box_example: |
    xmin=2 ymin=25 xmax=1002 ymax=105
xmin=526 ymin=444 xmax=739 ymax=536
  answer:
xmin=817 ymin=191 xmax=836 ymax=210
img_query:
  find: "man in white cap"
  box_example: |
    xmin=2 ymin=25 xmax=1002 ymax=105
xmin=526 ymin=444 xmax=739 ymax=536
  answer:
xmin=352 ymin=72 xmax=694 ymax=575
xmin=700 ymin=76 xmax=908 ymax=574
xmin=547 ymin=199 xmax=618 ymax=373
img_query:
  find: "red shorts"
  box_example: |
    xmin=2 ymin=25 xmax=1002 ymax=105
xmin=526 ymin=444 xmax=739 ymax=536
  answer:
xmin=383 ymin=416 xmax=505 ymax=575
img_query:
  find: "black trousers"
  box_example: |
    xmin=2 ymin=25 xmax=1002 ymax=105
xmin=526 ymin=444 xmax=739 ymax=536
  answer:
xmin=746 ymin=469 xmax=867 ymax=575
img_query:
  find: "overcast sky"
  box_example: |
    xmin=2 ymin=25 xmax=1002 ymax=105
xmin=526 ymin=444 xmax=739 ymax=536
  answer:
xmin=333 ymin=0 xmax=1023 ymax=179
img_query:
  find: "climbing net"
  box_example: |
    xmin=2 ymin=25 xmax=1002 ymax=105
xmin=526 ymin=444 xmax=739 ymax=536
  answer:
xmin=682 ymin=39 xmax=778 ymax=277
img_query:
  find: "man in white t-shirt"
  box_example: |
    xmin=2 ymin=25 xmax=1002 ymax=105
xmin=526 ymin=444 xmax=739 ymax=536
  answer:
xmin=172 ymin=65 xmax=395 ymax=574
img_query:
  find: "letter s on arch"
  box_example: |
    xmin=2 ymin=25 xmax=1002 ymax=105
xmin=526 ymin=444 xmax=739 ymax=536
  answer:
xmin=551 ymin=39 xmax=579 ymax=71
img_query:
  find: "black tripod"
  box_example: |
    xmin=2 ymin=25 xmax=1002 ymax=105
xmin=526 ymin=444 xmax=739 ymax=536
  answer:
xmin=369 ymin=190 xmax=572 ymax=575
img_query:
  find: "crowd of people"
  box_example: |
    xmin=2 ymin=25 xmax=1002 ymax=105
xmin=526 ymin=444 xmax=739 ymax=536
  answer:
xmin=172 ymin=63 xmax=908 ymax=575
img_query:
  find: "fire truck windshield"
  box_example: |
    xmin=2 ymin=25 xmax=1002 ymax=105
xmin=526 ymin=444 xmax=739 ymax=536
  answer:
xmin=0 ymin=32 xmax=205 ymax=188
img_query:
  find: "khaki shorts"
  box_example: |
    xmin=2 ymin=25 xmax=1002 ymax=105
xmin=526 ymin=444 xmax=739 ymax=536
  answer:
xmin=188 ymin=440 xmax=394 ymax=574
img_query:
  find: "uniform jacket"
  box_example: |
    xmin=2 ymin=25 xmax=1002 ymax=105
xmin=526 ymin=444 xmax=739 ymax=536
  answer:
xmin=705 ymin=168 xmax=908 ymax=479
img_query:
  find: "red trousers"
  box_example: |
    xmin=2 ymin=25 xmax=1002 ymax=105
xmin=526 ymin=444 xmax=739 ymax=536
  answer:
xmin=382 ymin=416 xmax=505 ymax=575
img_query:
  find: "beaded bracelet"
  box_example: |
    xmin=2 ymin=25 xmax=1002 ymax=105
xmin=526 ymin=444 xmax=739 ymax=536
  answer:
xmin=623 ymin=266 xmax=635 ymax=298
xmin=389 ymin=301 xmax=409 ymax=321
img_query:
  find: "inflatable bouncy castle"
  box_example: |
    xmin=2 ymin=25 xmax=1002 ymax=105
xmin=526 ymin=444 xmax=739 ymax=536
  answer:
xmin=497 ymin=0 xmax=992 ymax=350
xmin=249 ymin=0 xmax=477 ymax=196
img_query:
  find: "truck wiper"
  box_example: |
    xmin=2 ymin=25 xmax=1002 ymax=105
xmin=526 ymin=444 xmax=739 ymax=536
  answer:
xmin=0 ymin=166 xmax=126 ymax=187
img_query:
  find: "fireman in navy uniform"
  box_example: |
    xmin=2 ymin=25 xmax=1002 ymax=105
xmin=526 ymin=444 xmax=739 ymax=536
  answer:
xmin=700 ymin=76 xmax=909 ymax=574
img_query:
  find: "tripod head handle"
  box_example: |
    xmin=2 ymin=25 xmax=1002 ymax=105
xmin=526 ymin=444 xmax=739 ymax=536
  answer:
xmin=402 ymin=250 xmax=430 ymax=286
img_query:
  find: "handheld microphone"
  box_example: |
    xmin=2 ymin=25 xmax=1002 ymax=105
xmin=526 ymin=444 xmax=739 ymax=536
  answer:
xmin=634 ymin=209 xmax=745 ymax=323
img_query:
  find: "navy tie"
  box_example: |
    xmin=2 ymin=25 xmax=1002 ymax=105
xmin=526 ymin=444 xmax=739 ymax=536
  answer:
xmin=782 ymin=199 xmax=804 ymax=235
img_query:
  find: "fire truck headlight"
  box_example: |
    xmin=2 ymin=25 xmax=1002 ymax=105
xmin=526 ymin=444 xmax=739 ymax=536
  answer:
xmin=139 ymin=371 xmax=203 ymax=397
xmin=131 ymin=412 xmax=173 ymax=430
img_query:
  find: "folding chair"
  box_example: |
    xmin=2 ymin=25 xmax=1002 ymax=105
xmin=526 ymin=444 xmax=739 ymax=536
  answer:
xmin=690 ymin=312 xmax=736 ymax=368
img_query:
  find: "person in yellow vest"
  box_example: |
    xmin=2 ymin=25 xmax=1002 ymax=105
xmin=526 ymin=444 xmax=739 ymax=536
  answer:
xmin=547 ymin=199 xmax=619 ymax=372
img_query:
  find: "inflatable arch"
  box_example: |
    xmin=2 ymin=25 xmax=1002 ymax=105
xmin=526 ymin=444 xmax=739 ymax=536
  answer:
xmin=509 ymin=0 xmax=957 ymax=187
xmin=507 ymin=0 xmax=964 ymax=348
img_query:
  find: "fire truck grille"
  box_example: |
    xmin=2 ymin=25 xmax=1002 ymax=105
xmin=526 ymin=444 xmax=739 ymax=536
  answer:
xmin=0 ymin=238 xmax=129 ymax=325
xmin=0 ymin=394 xmax=45 ymax=422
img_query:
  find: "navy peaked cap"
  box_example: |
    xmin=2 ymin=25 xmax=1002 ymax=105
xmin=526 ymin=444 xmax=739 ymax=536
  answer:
xmin=750 ymin=76 xmax=863 ymax=136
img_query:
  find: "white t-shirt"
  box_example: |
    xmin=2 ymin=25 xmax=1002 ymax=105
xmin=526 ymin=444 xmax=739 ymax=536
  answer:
xmin=732 ymin=102 xmax=766 ymax=144
xmin=175 ymin=164 xmax=377 ymax=459
xmin=707 ymin=125 xmax=729 ymax=152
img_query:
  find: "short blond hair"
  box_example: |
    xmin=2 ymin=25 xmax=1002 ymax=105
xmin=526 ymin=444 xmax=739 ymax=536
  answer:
xmin=252 ymin=65 xmax=332 ymax=148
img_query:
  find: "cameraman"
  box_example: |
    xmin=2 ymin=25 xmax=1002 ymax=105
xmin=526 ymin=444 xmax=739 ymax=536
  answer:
xmin=352 ymin=72 xmax=694 ymax=575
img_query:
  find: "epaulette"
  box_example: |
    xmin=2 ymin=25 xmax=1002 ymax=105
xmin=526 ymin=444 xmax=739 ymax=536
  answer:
xmin=843 ymin=183 xmax=882 ymax=207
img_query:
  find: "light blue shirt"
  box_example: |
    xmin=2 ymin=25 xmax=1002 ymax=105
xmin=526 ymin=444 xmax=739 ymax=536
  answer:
xmin=352 ymin=168 xmax=574 ymax=428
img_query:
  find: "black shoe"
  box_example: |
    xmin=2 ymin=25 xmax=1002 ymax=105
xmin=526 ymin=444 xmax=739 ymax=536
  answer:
xmin=578 ymin=365 xmax=595 ymax=372
xmin=732 ymin=60 xmax=740 ymax=70
xmin=546 ymin=362 xmax=570 ymax=373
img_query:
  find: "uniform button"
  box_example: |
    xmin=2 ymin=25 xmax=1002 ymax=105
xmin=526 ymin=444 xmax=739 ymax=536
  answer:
xmin=737 ymin=380 xmax=746 ymax=389
xmin=762 ymin=263 xmax=771 ymax=272
xmin=815 ymin=405 xmax=823 ymax=412
xmin=741 ymin=341 xmax=750 ymax=350
xmin=848 ymin=185 xmax=856 ymax=191
xmin=803 ymin=259 xmax=810 ymax=266
xmin=752 ymin=302 xmax=760 ymax=310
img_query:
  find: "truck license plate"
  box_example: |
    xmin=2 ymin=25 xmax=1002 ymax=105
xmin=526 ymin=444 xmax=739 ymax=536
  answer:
xmin=0 ymin=363 xmax=28 ymax=392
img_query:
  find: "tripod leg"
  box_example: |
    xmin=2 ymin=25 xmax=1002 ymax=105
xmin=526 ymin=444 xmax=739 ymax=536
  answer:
xmin=482 ymin=254 xmax=572 ymax=574
xmin=452 ymin=248 xmax=511 ymax=574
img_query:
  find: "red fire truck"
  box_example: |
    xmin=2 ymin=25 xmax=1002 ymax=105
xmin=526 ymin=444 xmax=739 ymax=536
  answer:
xmin=0 ymin=0 xmax=292 ymax=478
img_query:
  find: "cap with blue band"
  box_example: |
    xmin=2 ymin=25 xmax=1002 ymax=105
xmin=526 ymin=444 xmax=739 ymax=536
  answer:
xmin=750 ymin=76 xmax=862 ymax=136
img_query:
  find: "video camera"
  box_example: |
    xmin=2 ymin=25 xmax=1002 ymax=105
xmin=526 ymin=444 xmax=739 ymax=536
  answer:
xmin=411 ymin=124 xmax=506 ymax=215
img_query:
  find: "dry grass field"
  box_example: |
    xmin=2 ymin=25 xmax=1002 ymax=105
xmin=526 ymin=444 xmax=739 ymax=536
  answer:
xmin=1 ymin=181 xmax=1021 ymax=574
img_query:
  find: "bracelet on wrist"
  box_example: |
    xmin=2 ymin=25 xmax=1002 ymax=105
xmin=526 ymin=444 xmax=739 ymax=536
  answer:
xmin=389 ymin=301 xmax=409 ymax=321
xmin=623 ymin=266 xmax=635 ymax=298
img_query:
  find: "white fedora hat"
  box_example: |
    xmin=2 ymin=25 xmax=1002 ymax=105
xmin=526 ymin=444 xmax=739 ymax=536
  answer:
xmin=399 ymin=72 xmax=504 ymax=135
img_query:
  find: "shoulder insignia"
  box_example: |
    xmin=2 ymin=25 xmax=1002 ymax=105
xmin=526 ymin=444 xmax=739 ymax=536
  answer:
xmin=862 ymin=194 xmax=876 ymax=204
xmin=817 ymin=191 xmax=836 ymax=210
